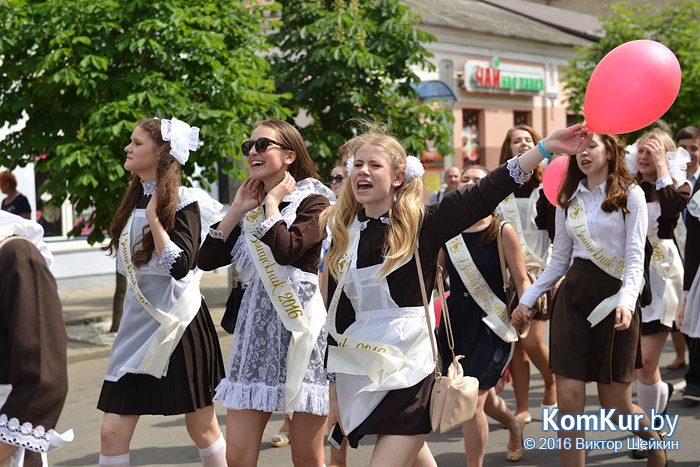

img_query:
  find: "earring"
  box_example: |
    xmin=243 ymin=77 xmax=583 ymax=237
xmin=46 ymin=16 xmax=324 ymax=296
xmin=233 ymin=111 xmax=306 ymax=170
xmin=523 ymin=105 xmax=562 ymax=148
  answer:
xmin=393 ymin=193 xmax=397 ymax=202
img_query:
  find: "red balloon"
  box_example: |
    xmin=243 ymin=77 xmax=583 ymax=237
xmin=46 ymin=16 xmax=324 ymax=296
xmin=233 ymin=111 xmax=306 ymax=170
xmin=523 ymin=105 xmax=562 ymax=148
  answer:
xmin=584 ymin=40 xmax=681 ymax=135
xmin=542 ymin=156 xmax=569 ymax=206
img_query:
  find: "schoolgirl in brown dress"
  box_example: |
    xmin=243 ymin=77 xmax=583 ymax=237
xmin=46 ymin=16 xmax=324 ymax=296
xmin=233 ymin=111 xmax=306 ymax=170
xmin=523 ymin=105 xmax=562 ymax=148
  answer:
xmin=514 ymin=133 xmax=667 ymax=467
xmin=322 ymin=122 xmax=592 ymax=467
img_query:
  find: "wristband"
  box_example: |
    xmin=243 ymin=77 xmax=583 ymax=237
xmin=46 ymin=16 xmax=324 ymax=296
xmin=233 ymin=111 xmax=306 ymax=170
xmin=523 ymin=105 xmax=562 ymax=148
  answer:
xmin=538 ymin=140 xmax=554 ymax=160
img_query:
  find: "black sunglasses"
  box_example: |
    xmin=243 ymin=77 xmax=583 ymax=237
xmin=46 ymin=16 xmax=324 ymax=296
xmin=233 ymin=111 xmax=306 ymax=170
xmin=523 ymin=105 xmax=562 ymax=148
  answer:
xmin=327 ymin=175 xmax=345 ymax=183
xmin=241 ymin=137 xmax=289 ymax=156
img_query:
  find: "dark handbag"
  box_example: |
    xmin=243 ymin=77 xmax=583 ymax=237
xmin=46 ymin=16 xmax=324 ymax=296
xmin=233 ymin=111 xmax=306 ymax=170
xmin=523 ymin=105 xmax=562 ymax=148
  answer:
xmin=221 ymin=281 xmax=246 ymax=334
xmin=496 ymin=221 xmax=545 ymax=338
xmin=639 ymin=239 xmax=653 ymax=307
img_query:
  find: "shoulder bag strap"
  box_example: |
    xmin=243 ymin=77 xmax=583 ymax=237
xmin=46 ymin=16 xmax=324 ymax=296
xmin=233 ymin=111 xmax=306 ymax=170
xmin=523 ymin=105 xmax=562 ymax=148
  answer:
xmin=415 ymin=250 xmax=441 ymax=375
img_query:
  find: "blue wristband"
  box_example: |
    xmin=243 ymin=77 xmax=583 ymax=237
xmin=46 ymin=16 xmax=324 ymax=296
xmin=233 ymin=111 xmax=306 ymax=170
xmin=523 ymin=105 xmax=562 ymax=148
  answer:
xmin=538 ymin=140 xmax=554 ymax=160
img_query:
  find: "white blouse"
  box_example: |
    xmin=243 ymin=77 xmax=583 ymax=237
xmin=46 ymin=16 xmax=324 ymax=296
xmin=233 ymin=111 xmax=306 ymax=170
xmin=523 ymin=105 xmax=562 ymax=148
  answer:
xmin=520 ymin=181 xmax=648 ymax=312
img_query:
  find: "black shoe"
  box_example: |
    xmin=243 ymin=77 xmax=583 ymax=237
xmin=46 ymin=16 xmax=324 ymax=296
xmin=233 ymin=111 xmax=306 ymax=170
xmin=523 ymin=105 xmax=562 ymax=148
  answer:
xmin=630 ymin=448 xmax=647 ymax=459
xmin=662 ymin=381 xmax=674 ymax=414
xmin=683 ymin=384 xmax=700 ymax=402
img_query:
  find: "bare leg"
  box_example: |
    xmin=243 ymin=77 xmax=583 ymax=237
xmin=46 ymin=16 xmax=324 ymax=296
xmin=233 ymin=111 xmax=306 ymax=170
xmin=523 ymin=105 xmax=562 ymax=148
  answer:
xmin=555 ymin=376 xmax=586 ymax=467
xmin=184 ymin=405 xmax=223 ymax=448
xmin=461 ymin=389 xmax=489 ymax=467
xmin=520 ymin=320 xmax=556 ymax=406
xmin=484 ymin=388 xmax=523 ymax=461
xmin=288 ymin=412 xmax=327 ymax=467
xmin=510 ymin=341 xmax=531 ymax=420
xmin=411 ymin=442 xmax=438 ymax=467
xmin=597 ymin=381 xmax=666 ymax=467
xmin=100 ymin=413 xmax=140 ymax=457
xmin=328 ymin=437 xmax=349 ymax=467
xmin=225 ymin=409 xmax=271 ymax=467
xmin=667 ymin=331 xmax=686 ymax=369
xmin=370 ymin=434 xmax=429 ymax=467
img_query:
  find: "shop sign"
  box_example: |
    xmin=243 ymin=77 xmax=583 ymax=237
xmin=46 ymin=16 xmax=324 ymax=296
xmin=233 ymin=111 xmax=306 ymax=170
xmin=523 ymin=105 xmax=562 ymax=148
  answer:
xmin=464 ymin=57 xmax=545 ymax=96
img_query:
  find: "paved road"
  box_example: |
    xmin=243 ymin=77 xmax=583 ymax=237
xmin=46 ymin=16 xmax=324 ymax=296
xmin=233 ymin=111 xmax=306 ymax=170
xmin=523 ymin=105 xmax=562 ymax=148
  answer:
xmin=51 ymin=273 xmax=700 ymax=465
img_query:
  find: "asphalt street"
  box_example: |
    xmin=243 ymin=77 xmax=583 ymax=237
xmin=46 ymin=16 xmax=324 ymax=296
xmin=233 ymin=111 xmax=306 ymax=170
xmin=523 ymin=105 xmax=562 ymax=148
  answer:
xmin=50 ymin=272 xmax=700 ymax=466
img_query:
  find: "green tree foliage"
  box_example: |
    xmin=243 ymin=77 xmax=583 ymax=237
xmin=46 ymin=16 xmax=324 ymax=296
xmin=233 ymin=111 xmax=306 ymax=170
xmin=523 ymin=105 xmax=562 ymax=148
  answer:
xmin=563 ymin=0 xmax=700 ymax=140
xmin=0 ymin=0 xmax=289 ymax=243
xmin=271 ymin=0 xmax=454 ymax=171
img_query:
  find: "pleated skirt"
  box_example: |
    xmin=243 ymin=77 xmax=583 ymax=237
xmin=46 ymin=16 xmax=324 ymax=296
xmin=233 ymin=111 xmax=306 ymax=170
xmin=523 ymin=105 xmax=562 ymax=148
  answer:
xmin=97 ymin=301 xmax=224 ymax=415
xmin=347 ymin=373 xmax=435 ymax=449
xmin=550 ymin=258 xmax=642 ymax=384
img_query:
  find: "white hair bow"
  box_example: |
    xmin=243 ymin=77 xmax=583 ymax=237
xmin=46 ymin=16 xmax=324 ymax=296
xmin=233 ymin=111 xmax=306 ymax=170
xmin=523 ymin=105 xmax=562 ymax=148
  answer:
xmin=161 ymin=117 xmax=200 ymax=165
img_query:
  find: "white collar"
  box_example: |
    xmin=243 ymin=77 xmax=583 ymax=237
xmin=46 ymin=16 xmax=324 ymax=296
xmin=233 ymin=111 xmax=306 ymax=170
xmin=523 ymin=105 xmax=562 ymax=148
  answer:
xmin=570 ymin=179 xmax=607 ymax=200
xmin=689 ymin=167 xmax=700 ymax=184
xmin=141 ymin=179 xmax=157 ymax=196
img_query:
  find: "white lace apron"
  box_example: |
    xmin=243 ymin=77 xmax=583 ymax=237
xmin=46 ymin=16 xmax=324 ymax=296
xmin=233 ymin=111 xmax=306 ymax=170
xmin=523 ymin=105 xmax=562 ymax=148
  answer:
xmin=105 ymin=186 xmax=223 ymax=381
xmin=327 ymin=218 xmax=434 ymax=435
xmin=215 ymin=178 xmax=333 ymax=415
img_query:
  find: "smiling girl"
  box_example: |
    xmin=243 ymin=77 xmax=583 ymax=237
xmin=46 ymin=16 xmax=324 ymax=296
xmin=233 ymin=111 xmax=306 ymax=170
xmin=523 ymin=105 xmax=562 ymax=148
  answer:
xmin=513 ymin=133 xmax=667 ymax=467
xmin=197 ymin=119 xmax=334 ymax=467
xmin=99 ymin=117 xmax=226 ymax=467
xmin=321 ymin=122 xmax=592 ymax=467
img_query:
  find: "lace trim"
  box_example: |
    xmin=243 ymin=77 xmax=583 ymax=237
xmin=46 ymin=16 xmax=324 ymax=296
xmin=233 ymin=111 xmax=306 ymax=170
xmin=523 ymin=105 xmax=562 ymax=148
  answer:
xmin=141 ymin=179 xmax=157 ymax=196
xmin=0 ymin=414 xmax=51 ymax=453
xmin=208 ymin=227 xmax=224 ymax=240
xmin=252 ymin=213 xmax=284 ymax=239
xmin=508 ymin=155 xmax=532 ymax=185
xmin=155 ymin=241 xmax=182 ymax=273
xmin=213 ymin=380 xmax=329 ymax=416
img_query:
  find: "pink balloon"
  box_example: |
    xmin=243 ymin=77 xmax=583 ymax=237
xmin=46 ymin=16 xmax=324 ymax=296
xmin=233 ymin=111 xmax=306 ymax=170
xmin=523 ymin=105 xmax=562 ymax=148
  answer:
xmin=542 ymin=156 xmax=569 ymax=206
xmin=584 ymin=40 xmax=681 ymax=134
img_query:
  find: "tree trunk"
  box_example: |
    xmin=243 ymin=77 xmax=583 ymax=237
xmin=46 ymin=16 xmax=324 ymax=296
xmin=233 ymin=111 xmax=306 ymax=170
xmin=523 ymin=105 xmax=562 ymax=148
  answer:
xmin=110 ymin=269 xmax=127 ymax=332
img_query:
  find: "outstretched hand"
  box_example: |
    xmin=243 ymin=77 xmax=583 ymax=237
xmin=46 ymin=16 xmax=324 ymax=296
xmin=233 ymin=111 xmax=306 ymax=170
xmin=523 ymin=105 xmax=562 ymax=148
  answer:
xmin=543 ymin=123 xmax=593 ymax=156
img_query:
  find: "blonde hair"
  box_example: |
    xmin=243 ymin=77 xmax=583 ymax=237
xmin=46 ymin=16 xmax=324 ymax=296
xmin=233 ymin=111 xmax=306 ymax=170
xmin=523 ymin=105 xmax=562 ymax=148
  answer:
xmin=637 ymin=128 xmax=676 ymax=154
xmin=320 ymin=124 xmax=425 ymax=280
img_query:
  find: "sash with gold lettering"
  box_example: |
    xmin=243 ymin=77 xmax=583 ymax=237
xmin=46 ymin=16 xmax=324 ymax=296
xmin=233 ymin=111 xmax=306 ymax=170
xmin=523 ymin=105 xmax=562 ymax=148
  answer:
xmin=647 ymin=232 xmax=684 ymax=326
xmin=498 ymin=194 xmax=545 ymax=267
xmin=445 ymin=235 xmax=518 ymax=342
xmin=243 ymin=206 xmax=325 ymax=415
xmin=119 ymin=212 xmax=203 ymax=378
xmin=567 ymin=196 xmax=627 ymax=326
xmin=326 ymin=224 xmax=413 ymax=386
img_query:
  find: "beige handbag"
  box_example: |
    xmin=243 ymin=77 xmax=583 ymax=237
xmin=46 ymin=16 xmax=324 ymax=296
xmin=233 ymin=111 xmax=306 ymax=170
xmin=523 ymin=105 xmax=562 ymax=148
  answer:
xmin=415 ymin=251 xmax=478 ymax=434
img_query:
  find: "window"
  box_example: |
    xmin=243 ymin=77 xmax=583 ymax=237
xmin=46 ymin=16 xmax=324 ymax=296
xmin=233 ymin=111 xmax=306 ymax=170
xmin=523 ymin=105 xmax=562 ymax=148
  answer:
xmin=514 ymin=111 xmax=531 ymax=126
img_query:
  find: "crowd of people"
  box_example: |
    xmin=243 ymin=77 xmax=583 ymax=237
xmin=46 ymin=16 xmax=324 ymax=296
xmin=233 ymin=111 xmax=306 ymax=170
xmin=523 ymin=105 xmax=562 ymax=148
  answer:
xmin=1 ymin=115 xmax=699 ymax=467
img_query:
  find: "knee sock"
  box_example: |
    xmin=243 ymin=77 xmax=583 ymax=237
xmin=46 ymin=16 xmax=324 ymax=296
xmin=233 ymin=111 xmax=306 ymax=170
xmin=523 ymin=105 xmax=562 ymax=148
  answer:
xmin=637 ymin=380 xmax=666 ymax=417
xmin=99 ymin=453 xmax=129 ymax=467
xmin=198 ymin=434 xmax=226 ymax=467
xmin=656 ymin=380 xmax=669 ymax=413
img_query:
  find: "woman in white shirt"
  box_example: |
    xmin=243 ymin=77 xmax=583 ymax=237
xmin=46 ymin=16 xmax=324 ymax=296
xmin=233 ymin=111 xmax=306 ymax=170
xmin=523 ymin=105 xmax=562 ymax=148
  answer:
xmin=513 ymin=133 xmax=666 ymax=467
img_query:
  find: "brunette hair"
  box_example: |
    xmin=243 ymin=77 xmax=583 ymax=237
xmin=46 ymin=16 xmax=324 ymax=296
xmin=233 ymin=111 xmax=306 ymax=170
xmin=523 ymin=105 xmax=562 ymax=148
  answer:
xmin=321 ymin=122 xmax=424 ymax=279
xmin=0 ymin=171 xmax=17 ymax=190
xmin=461 ymin=165 xmax=499 ymax=246
xmin=676 ymin=126 xmax=700 ymax=143
xmin=103 ymin=117 xmax=181 ymax=267
xmin=255 ymin=119 xmax=320 ymax=181
xmin=559 ymin=133 xmax=635 ymax=213
xmin=499 ymin=125 xmax=543 ymax=191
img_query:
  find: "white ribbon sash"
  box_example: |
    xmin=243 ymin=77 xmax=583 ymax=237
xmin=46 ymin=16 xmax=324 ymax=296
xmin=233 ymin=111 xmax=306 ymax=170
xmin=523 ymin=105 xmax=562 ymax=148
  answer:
xmin=325 ymin=225 xmax=411 ymax=386
xmin=674 ymin=221 xmax=686 ymax=262
xmin=498 ymin=194 xmax=544 ymax=266
xmin=120 ymin=213 xmax=203 ymax=377
xmin=445 ymin=235 xmax=518 ymax=342
xmin=567 ymin=196 xmax=626 ymax=326
xmin=648 ymin=233 xmax=683 ymax=326
xmin=243 ymin=206 xmax=325 ymax=416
